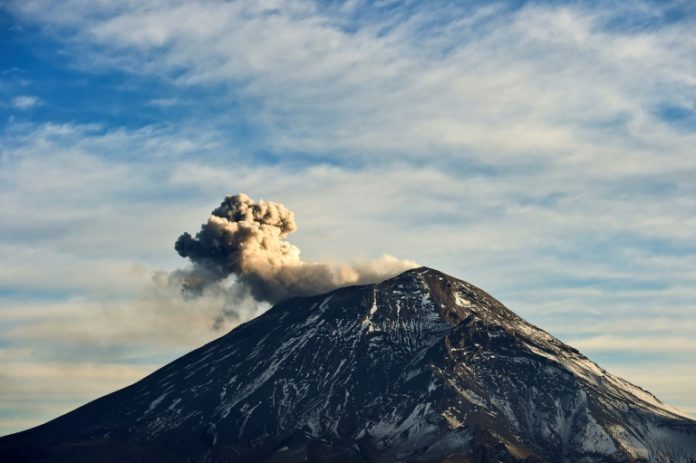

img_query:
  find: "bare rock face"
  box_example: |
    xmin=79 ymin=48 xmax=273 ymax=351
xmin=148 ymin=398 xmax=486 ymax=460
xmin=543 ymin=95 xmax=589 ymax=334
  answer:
xmin=1 ymin=267 xmax=695 ymax=462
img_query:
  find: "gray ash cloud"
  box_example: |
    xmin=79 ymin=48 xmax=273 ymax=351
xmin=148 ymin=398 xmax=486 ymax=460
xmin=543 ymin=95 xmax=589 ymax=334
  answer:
xmin=175 ymin=193 xmax=417 ymax=304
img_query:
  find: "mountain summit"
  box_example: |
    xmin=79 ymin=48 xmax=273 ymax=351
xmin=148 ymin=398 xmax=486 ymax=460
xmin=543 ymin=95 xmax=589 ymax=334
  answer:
xmin=1 ymin=267 xmax=695 ymax=462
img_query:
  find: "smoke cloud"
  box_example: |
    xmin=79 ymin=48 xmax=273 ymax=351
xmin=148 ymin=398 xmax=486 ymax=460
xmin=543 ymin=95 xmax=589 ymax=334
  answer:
xmin=175 ymin=193 xmax=417 ymax=304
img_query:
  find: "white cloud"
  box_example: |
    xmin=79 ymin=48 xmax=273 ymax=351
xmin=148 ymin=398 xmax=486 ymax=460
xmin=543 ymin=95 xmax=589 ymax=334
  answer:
xmin=11 ymin=1 xmax=694 ymax=168
xmin=11 ymin=95 xmax=40 ymax=109
xmin=146 ymin=97 xmax=182 ymax=107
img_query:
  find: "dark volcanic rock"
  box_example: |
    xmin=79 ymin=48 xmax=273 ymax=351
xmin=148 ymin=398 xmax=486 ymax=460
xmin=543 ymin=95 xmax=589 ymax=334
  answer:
xmin=1 ymin=267 xmax=695 ymax=462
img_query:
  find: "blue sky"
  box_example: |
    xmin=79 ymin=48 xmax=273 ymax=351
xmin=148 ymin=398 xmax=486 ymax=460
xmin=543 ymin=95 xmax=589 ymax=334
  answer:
xmin=1 ymin=0 xmax=695 ymax=435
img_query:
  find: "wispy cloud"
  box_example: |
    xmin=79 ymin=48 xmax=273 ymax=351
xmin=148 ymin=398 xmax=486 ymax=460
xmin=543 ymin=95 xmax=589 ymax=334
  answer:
xmin=0 ymin=350 xmax=158 ymax=435
xmin=570 ymin=335 xmax=696 ymax=354
xmin=10 ymin=1 xmax=695 ymax=163
xmin=11 ymin=95 xmax=40 ymax=109
xmin=146 ymin=97 xmax=182 ymax=107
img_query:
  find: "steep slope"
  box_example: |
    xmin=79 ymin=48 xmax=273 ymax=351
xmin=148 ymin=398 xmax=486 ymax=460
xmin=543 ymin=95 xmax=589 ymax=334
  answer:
xmin=1 ymin=267 xmax=694 ymax=462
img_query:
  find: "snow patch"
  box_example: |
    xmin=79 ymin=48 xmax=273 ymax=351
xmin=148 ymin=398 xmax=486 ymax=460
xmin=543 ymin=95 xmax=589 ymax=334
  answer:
xmin=453 ymin=292 xmax=472 ymax=307
xmin=361 ymin=289 xmax=380 ymax=333
xmin=579 ymin=413 xmax=616 ymax=455
xmin=146 ymin=392 xmax=168 ymax=414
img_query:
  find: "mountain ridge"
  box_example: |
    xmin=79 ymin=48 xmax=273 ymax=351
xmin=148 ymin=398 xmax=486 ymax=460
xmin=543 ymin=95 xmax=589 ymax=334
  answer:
xmin=1 ymin=266 xmax=694 ymax=462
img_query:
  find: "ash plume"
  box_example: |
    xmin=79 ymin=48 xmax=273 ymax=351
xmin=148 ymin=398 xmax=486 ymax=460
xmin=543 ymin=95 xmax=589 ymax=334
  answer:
xmin=175 ymin=193 xmax=417 ymax=304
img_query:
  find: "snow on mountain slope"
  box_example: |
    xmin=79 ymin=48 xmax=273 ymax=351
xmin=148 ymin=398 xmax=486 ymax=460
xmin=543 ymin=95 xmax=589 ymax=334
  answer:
xmin=1 ymin=267 xmax=694 ymax=463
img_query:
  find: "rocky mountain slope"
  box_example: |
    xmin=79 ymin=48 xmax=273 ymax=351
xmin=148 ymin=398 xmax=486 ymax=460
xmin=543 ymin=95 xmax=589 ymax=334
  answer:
xmin=1 ymin=267 xmax=695 ymax=462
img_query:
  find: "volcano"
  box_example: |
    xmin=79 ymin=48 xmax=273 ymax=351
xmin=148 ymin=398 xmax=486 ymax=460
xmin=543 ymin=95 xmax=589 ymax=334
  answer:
xmin=1 ymin=267 xmax=695 ymax=462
